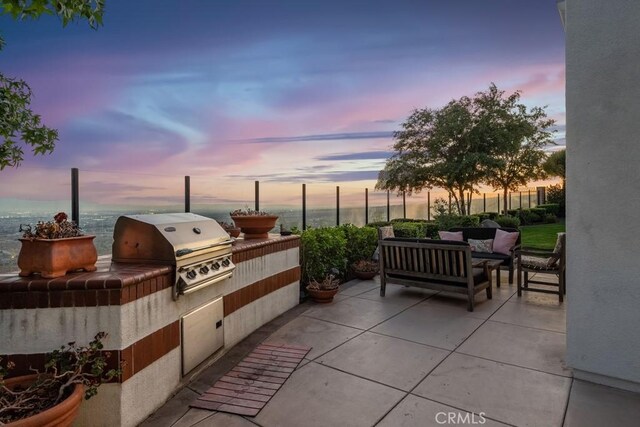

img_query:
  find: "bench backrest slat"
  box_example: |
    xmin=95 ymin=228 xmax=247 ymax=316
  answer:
xmin=380 ymin=239 xmax=472 ymax=282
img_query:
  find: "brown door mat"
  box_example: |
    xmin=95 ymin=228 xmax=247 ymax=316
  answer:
xmin=190 ymin=343 xmax=311 ymax=417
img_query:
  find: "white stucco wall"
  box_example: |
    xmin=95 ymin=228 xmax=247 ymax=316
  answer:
xmin=566 ymin=0 xmax=640 ymax=390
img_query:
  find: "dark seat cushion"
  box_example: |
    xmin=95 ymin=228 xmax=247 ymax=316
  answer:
xmin=471 ymin=251 xmax=511 ymax=264
xmin=388 ymin=267 xmax=488 ymax=288
xmin=449 ymin=227 xmax=520 ymax=244
xmin=383 ymin=237 xmax=469 ymax=248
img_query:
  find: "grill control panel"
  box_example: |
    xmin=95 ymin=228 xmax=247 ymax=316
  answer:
xmin=175 ymin=255 xmax=235 ymax=299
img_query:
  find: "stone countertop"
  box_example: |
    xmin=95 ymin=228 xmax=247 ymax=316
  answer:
xmin=0 ymin=234 xmax=300 ymax=292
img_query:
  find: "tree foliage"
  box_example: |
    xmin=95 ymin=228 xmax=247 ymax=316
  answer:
xmin=479 ymin=85 xmax=555 ymax=211
xmin=377 ymin=84 xmax=554 ymax=215
xmin=0 ymin=0 xmax=104 ymax=170
xmin=543 ymin=149 xmax=566 ymax=188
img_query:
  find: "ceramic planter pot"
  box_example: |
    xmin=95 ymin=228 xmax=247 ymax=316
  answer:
xmin=306 ymin=286 xmax=339 ymax=303
xmin=18 ymin=235 xmax=98 ymax=279
xmin=230 ymin=215 xmax=278 ymax=239
xmin=353 ymin=270 xmax=378 ymax=280
xmin=4 ymin=374 xmax=84 ymax=427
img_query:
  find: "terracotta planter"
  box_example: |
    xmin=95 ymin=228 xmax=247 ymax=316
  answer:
xmin=231 ymin=215 xmax=279 ymax=239
xmin=353 ymin=270 xmax=378 ymax=280
xmin=223 ymin=227 xmax=241 ymax=238
xmin=4 ymin=374 xmax=84 ymax=427
xmin=306 ymin=286 xmax=339 ymax=303
xmin=18 ymin=235 xmax=98 ymax=279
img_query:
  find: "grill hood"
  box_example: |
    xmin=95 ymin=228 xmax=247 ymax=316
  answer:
xmin=112 ymin=213 xmax=232 ymax=265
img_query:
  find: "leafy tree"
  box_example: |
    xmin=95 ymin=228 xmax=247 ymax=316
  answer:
xmin=376 ymin=92 xmax=500 ymax=215
xmin=0 ymin=0 xmax=104 ymax=170
xmin=479 ymin=85 xmax=555 ymax=212
xmin=543 ymin=149 xmax=566 ymax=189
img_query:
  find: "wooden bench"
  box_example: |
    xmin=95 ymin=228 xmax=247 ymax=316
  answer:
xmin=379 ymin=237 xmax=492 ymax=311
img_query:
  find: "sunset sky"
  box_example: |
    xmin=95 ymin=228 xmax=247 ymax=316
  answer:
xmin=0 ymin=0 xmax=565 ymax=211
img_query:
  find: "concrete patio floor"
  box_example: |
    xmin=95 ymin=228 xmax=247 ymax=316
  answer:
xmin=142 ymin=273 xmax=640 ymax=427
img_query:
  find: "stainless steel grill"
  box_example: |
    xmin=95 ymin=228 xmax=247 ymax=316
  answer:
xmin=112 ymin=213 xmax=235 ymax=300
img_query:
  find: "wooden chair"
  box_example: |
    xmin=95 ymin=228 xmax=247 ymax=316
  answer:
xmin=516 ymin=233 xmax=566 ymax=302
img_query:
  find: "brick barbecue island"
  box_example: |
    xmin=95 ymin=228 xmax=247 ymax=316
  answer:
xmin=0 ymin=235 xmax=300 ymax=427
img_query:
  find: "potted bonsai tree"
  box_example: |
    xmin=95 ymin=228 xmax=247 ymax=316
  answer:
xmin=230 ymin=208 xmax=279 ymax=239
xmin=351 ymin=259 xmax=379 ymax=280
xmin=18 ymin=212 xmax=97 ymax=278
xmin=306 ymin=271 xmax=340 ymax=304
xmin=0 ymin=332 xmax=120 ymax=426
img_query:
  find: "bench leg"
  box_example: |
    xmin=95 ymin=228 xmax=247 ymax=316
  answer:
xmin=380 ymin=276 xmax=386 ymax=297
xmin=508 ymin=265 xmax=514 ymax=285
xmin=486 ymin=285 xmax=492 ymax=300
xmin=517 ymin=266 xmax=523 ymax=297
xmin=496 ymin=266 xmax=501 ymax=288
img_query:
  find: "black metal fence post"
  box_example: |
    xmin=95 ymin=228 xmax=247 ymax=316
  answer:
xmin=427 ymin=191 xmax=431 ymax=221
xmin=184 ymin=176 xmax=190 ymax=212
xmin=519 ymin=191 xmax=522 ymax=209
xmin=483 ymin=193 xmax=486 ymax=213
xmin=448 ymin=194 xmax=452 ymax=214
xmin=508 ymin=192 xmax=512 ymax=210
xmin=255 ymin=180 xmax=260 ymax=211
xmin=386 ymin=190 xmax=390 ymax=222
xmin=365 ymin=188 xmax=369 ymax=225
xmin=497 ymin=194 xmax=500 ymax=215
xmin=71 ymin=168 xmax=79 ymax=225
xmin=302 ymin=184 xmax=307 ymax=231
xmin=336 ymin=186 xmax=340 ymax=226
xmin=528 ymin=189 xmax=532 ymax=208
xmin=402 ymin=191 xmax=406 ymax=219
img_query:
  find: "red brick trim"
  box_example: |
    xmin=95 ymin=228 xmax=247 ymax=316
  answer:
xmin=119 ymin=321 xmax=180 ymax=382
xmin=232 ymin=235 xmax=299 ymax=264
xmin=223 ymin=266 xmax=300 ymax=317
xmin=1 ymin=321 xmax=180 ymax=384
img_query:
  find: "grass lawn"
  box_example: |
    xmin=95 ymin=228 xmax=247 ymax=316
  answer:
xmin=520 ymin=220 xmax=566 ymax=250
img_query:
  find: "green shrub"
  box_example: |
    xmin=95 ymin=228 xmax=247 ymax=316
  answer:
xmin=300 ymin=227 xmax=347 ymax=284
xmin=530 ymin=208 xmax=547 ymax=217
xmin=537 ymin=203 xmax=560 ymax=217
xmin=495 ymin=215 xmax=521 ymax=228
xmin=392 ymin=222 xmax=425 ymax=238
xmin=478 ymin=212 xmax=499 ymax=221
xmin=544 ymin=213 xmax=557 ymax=224
xmin=391 ymin=218 xmax=424 ymax=223
xmin=507 ymin=209 xmax=519 ymax=217
xmin=547 ymin=184 xmax=565 ymax=217
xmin=365 ymin=221 xmax=391 ymax=229
xmin=436 ymin=214 xmax=480 ymax=230
xmin=339 ymin=224 xmax=378 ymax=265
xmin=519 ymin=209 xmax=541 ymax=225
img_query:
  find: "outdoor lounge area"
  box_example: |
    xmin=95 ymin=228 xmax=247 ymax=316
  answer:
xmin=142 ymin=274 xmax=640 ymax=427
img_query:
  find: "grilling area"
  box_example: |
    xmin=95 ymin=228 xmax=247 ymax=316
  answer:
xmin=0 ymin=213 xmax=300 ymax=427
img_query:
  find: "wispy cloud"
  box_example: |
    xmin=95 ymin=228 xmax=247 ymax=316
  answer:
xmin=240 ymin=131 xmax=394 ymax=144
xmin=316 ymin=151 xmax=392 ymax=161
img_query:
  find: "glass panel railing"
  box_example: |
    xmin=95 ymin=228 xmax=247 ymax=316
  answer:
xmin=339 ymin=185 xmax=366 ymax=227
xmin=79 ymin=169 xmax=185 ymax=257
xmin=305 ymin=183 xmax=336 ymax=229
xmin=190 ymin=177 xmax=253 ymax=224
xmin=368 ymin=190 xmax=388 ymax=223
xmin=0 ymin=167 xmax=71 ymax=273
xmin=260 ymin=182 xmax=303 ymax=232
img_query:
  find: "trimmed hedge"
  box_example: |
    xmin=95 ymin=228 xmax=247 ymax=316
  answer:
xmin=365 ymin=219 xmax=439 ymax=239
xmin=495 ymin=215 xmax=521 ymax=228
xmin=300 ymin=227 xmax=347 ymax=284
xmin=537 ymin=203 xmax=561 ymax=217
xmin=435 ymin=214 xmax=480 ymax=231
xmin=478 ymin=212 xmax=499 ymax=221
xmin=339 ymin=224 xmax=378 ymax=267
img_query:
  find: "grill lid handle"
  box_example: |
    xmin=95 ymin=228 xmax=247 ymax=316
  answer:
xmin=175 ymin=240 xmax=232 ymax=258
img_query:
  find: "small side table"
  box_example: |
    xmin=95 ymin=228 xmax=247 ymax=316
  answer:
xmin=472 ymin=258 xmax=503 ymax=288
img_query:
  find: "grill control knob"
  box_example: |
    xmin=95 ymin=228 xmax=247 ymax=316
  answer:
xmin=187 ymin=270 xmax=197 ymax=279
xmin=212 ymin=262 xmax=220 ymax=270
xmin=222 ymin=259 xmax=230 ymax=267
xmin=199 ymin=266 xmax=209 ymax=274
